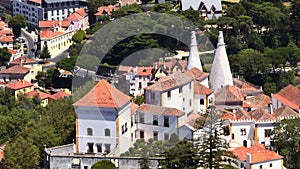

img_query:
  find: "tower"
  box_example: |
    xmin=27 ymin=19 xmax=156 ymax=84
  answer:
xmin=187 ymin=31 xmax=202 ymax=71
xmin=210 ymin=31 xmax=233 ymax=91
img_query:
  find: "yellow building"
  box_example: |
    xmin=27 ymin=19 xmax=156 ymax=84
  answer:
xmin=6 ymin=80 xmax=34 ymax=98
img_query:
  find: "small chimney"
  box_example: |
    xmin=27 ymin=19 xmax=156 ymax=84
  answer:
xmin=246 ymin=153 xmax=251 ymax=163
xmin=269 ymin=104 xmax=273 ymax=114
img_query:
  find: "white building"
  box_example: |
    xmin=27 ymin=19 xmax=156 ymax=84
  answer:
xmin=12 ymin=0 xmax=87 ymax=30
xmin=181 ymin=0 xmax=222 ymax=19
xmin=193 ymin=81 xmax=213 ymax=113
xmin=131 ymin=104 xmax=192 ymax=143
xmin=129 ymin=67 xmax=153 ymax=97
xmin=272 ymin=84 xmax=300 ymax=112
xmin=74 ymin=79 xmax=131 ymax=156
xmin=144 ymin=71 xmax=194 ymax=116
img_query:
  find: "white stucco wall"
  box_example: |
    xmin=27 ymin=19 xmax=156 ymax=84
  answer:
xmin=117 ymin=103 xmax=131 ymax=154
xmin=256 ymin=123 xmax=274 ymax=147
xmin=231 ymin=121 xmax=254 ymax=147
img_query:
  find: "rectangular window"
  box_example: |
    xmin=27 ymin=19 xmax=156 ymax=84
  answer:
xmin=151 ymin=93 xmax=155 ymax=100
xmin=240 ymin=128 xmax=246 ymax=136
xmin=96 ymin=144 xmax=102 ymax=153
xmin=122 ymin=125 xmax=125 ymax=134
xmin=164 ymin=116 xmax=169 ymax=127
xmin=153 ymin=115 xmax=158 ymax=125
xmin=179 ymin=87 xmax=182 ymax=93
xmin=87 ymin=143 xmax=94 ymax=153
xmin=139 ymin=82 xmax=142 ymax=89
xmin=125 ymin=122 xmax=128 ymax=132
xmin=105 ymin=144 xmax=111 ymax=153
xmin=164 ymin=133 xmax=169 ymax=140
xmin=140 ymin=130 xmax=144 ymax=139
xmin=140 ymin=113 xmax=144 ymax=123
xmin=167 ymin=91 xmax=171 ymax=98
xmin=264 ymin=129 xmax=271 ymax=138
xmin=153 ymin=131 xmax=158 ymax=141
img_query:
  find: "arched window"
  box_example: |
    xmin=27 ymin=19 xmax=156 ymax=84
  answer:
xmin=87 ymin=128 xmax=93 ymax=136
xmin=231 ymin=133 xmax=235 ymax=140
xmin=200 ymin=99 xmax=204 ymax=105
xmin=105 ymin=128 xmax=110 ymax=137
xmin=243 ymin=140 xmax=247 ymax=147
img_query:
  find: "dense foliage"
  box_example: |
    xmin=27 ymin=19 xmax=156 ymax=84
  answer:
xmin=40 ymin=45 xmax=51 ymax=59
xmin=91 ymin=160 xmax=117 ymax=169
xmin=8 ymin=14 xmax=26 ymax=38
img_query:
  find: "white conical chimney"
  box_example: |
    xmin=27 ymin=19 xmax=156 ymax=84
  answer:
xmin=210 ymin=31 xmax=233 ymax=91
xmin=187 ymin=31 xmax=202 ymax=71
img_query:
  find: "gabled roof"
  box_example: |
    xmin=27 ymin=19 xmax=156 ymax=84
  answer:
xmin=10 ymin=56 xmax=36 ymax=65
xmin=74 ymin=79 xmax=130 ymax=108
xmin=273 ymin=106 xmax=300 ymax=119
xmin=222 ymin=108 xmax=252 ymax=121
xmin=51 ymin=91 xmax=71 ymax=100
xmin=7 ymin=80 xmax=33 ymax=90
xmin=0 ymin=65 xmax=30 ymax=75
xmin=245 ymin=93 xmax=271 ymax=109
xmin=27 ymin=90 xmax=54 ymax=100
xmin=145 ymin=71 xmax=193 ymax=92
xmin=65 ymin=8 xmax=87 ymax=21
xmin=233 ymin=78 xmax=262 ymax=96
xmin=186 ymin=113 xmax=206 ymax=129
xmin=118 ymin=65 xmax=133 ymax=73
xmin=184 ymin=67 xmax=209 ymax=81
xmin=8 ymin=48 xmax=17 ymax=54
xmin=0 ymin=36 xmax=13 ymax=42
xmin=41 ymin=28 xmax=64 ymax=39
xmin=194 ymin=81 xmax=213 ymax=95
xmin=135 ymin=104 xmax=185 ymax=117
xmin=214 ymin=85 xmax=246 ymax=105
xmin=95 ymin=5 xmax=119 ymax=16
xmin=250 ymin=108 xmax=275 ymax=122
xmin=136 ymin=67 xmax=153 ymax=76
xmin=232 ymin=142 xmax=283 ymax=164
xmin=273 ymin=85 xmax=300 ymax=110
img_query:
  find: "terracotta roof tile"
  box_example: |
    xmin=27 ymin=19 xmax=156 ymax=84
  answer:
xmin=194 ymin=81 xmax=213 ymax=95
xmin=28 ymin=0 xmax=41 ymax=3
xmin=130 ymin=102 xmax=139 ymax=115
xmin=95 ymin=5 xmax=119 ymax=16
xmin=7 ymin=80 xmax=33 ymax=90
xmin=0 ymin=144 xmax=6 ymax=161
xmin=0 ymin=65 xmax=30 ymax=75
xmin=250 ymin=108 xmax=275 ymax=122
xmin=135 ymin=104 xmax=185 ymax=117
xmin=39 ymin=20 xmax=70 ymax=28
xmin=51 ymin=91 xmax=71 ymax=100
xmin=136 ymin=67 xmax=153 ymax=76
xmin=74 ymin=79 xmax=130 ymax=108
xmin=273 ymin=106 xmax=300 ymax=119
xmin=66 ymin=8 xmax=87 ymax=21
xmin=232 ymin=142 xmax=283 ymax=164
xmin=10 ymin=56 xmax=36 ymax=65
xmin=184 ymin=67 xmax=209 ymax=81
xmin=245 ymin=93 xmax=272 ymax=109
xmin=186 ymin=113 xmax=206 ymax=128
xmin=8 ymin=48 xmax=17 ymax=54
xmin=273 ymin=85 xmax=300 ymax=110
xmin=214 ymin=85 xmax=245 ymax=106
xmin=222 ymin=108 xmax=252 ymax=121
xmin=41 ymin=28 xmax=64 ymax=39
xmin=145 ymin=71 xmax=193 ymax=91
xmin=27 ymin=90 xmax=54 ymax=100
xmin=233 ymin=78 xmax=262 ymax=96
xmin=118 ymin=65 xmax=133 ymax=73
xmin=0 ymin=36 xmax=13 ymax=42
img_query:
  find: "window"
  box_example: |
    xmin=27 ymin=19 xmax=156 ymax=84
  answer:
xmin=153 ymin=131 xmax=158 ymax=141
xmin=96 ymin=144 xmax=102 ymax=153
xmin=140 ymin=113 xmax=144 ymax=123
xmin=164 ymin=116 xmax=169 ymax=127
xmin=270 ymin=163 xmax=272 ymax=167
xmin=125 ymin=122 xmax=128 ymax=132
xmin=240 ymin=163 xmax=244 ymax=168
xmin=167 ymin=91 xmax=171 ymax=98
xmin=105 ymin=128 xmax=110 ymax=137
xmin=153 ymin=115 xmax=158 ymax=125
xmin=164 ymin=133 xmax=169 ymax=140
xmin=259 ymin=165 xmax=262 ymax=169
xmin=87 ymin=143 xmax=93 ymax=153
xmin=243 ymin=140 xmax=247 ymax=147
xmin=87 ymin=128 xmax=93 ymax=136
xmin=138 ymin=82 xmax=142 ymax=89
xmin=179 ymin=87 xmax=182 ymax=94
xmin=200 ymin=99 xmax=204 ymax=105
xmin=105 ymin=144 xmax=111 ymax=153
xmin=264 ymin=129 xmax=271 ymax=138
xmin=84 ymin=166 xmax=88 ymax=169
xmin=122 ymin=125 xmax=125 ymax=134
xmin=240 ymin=129 xmax=246 ymax=136
xmin=140 ymin=130 xmax=144 ymax=139
xmin=223 ymin=126 xmax=230 ymax=136
xmin=151 ymin=93 xmax=155 ymax=100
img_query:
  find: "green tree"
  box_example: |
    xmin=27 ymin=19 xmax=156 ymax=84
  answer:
xmin=3 ymin=136 xmax=40 ymax=169
xmin=56 ymin=56 xmax=78 ymax=72
xmin=72 ymin=30 xmax=86 ymax=43
xmin=8 ymin=14 xmax=26 ymax=38
xmin=132 ymin=96 xmax=144 ymax=105
xmin=272 ymin=118 xmax=300 ymax=169
xmin=91 ymin=160 xmax=117 ymax=169
xmin=0 ymin=47 xmax=12 ymax=65
xmin=40 ymin=45 xmax=51 ymax=59
xmin=112 ymin=4 xmax=142 ymax=18
xmin=263 ymin=82 xmax=277 ymax=96
xmin=290 ymin=0 xmax=300 ymax=46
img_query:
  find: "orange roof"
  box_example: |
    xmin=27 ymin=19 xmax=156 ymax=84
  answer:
xmin=0 ymin=29 xmax=12 ymax=35
xmin=194 ymin=81 xmax=213 ymax=95
xmin=75 ymin=8 xmax=87 ymax=17
xmin=250 ymin=108 xmax=275 ymax=122
xmin=273 ymin=106 xmax=300 ymax=119
xmin=8 ymin=48 xmax=17 ymax=54
xmin=10 ymin=56 xmax=36 ymax=65
xmin=74 ymin=79 xmax=130 ymax=108
xmin=66 ymin=8 xmax=87 ymax=21
xmin=0 ymin=36 xmax=13 ymax=42
xmin=27 ymin=90 xmax=54 ymax=100
xmin=232 ymin=142 xmax=283 ymax=164
xmin=0 ymin=65 xmax=30 ymax=75
xmin=41 ymin=28 xmax=64 ymax=39
xmin=184 ymin=67 xmax=209 ymax=81
xmin=136 ymin=67 xmax=153 ymax=76
xmin=7 ymin=80 xmax=33 ymax=90
xmin=118 ymin=65 xmax=133 ymax=73
xmin=215 ymin=85 xmax=246 ymax=105
xmin=246 ymin=93 xmax=271 ymax=109
xmin=186 ymin=113 xmax=206 ymax=128
xmin=130 ymin=102 xmax=139 ymax=115
xmin=0 ymin=144 xmax=6 ymax=161
xmin=135 ymin=104 xmax=185 ymax=117
xmin=222 ymin=108 xmax=252 ymax=121
xmin=273 ymin=85 xmax=300 ymax=110
xmin=51 ymin=91 xmax=71 ymax=100
xmin=28 ymin=0 xmax=41 ymax=3
xmin=95 ymin=5 xmax=119 ymax=16
xmin=39 ymin=20 xmax=70 ymax=28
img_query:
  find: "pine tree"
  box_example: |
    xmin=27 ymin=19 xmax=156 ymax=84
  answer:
xmin=40 ymin=45 xmax=51 ymax=59
xmin=197 ymin=107 xmax=235 ymax=169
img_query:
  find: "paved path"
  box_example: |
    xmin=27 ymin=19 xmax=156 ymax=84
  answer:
xmin=21 ymin=29 xmax=35 ymax=58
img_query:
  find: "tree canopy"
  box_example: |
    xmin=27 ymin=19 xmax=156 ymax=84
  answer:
xmin=8 ymin=15 xmax=26 ymax=38
xmin=91 ymin=160 xmax=117 ymax=169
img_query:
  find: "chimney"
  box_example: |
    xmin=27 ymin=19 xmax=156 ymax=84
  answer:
xmin=232 ymin=109 xmax=236 ymax=119
xmin=269 ymin=103 xmax=273 ymax=114
xmin=246 ymin=153 xmax=251 ymax=163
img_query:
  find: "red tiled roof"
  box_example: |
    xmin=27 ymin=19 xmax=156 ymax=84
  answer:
xmin=0 ymin=144 xmax=6 ymax=161
xmin=95 ymin=5 xmax=119 ymax=16
xmin=184 ymin=67 xmax=209 ymax=81
xmin=245 ymin=94 xmax=271 ymax=109
xmin=74 ymin=79 xmax=130 ymax=108
xmin=186 ymin=113 xmax=206 ymax=128
xmin=135 ymin=104 xmax=185 ymax=117
xmin=273 ymin=85 xmax=300 ymax=110
xmin=215 ymin=85 xmax=246 ymax=105
xmin=136 ymin=67 xmax=153 ymax=76
xmin=39 ymin=20 xmax=70 ymax=28
xmin=41 ymin=28 xmax=64 ymax=39
xmin=130 ymin=102 xmax=139 ymax=115
xmin=194 ymin=81 xmax=213 ymax=95
xmin=250 ymin=108 xmax=275 ymax=122
xmin=10 ymin=56 xmax=36 ymax=65
xmin=232 ymin=142 xmax=283 ymax=164
xmin=118 ymin=65 xmax=133 ymax=73
xmin=51 ymin=91 xmax=71 ymax=100
xmin=7 ymin=80 xmax=33 ymax=90
xmin=8 ymin=48 xmax=17 ymax=54
xmin=273 ymin=106 xmax=300 ymax=119
xmin=28 ymin=0 xmax=41 ymax=3
xmin=0 ymin=65 xmax=30 ymax=75
xmin=0 ymin=36 xmax=13 ymax=42
xmin=222 ymin=108 xmax=252 ymax=121
xmin=76 ymin=8 xmax=87 ymax=17
xmin=66 ymin=8 xmax=87 ymax=21
xmin=27 ymin=90 xmax=54 ymax=100
xmin=145 ymin=71 xmax=193 ymax=91
xmin=0 ymin=29 xmax=12 ymax=35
